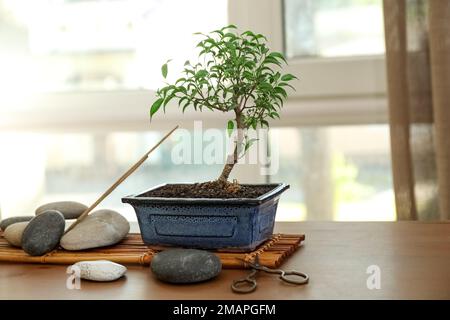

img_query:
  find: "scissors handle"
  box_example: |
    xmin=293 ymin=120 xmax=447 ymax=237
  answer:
xmin=279 ymin=270 xmax=309 ymax=285
xmin=231 ymin=271 xmax=258 ymax=294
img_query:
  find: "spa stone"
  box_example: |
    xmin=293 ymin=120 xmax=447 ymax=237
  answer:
xmin=151 ymin=249 xmax=222 ymax=284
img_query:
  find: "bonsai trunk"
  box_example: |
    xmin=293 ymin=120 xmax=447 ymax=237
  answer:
xmin=218 ymin=111 xmax=244 ymax=183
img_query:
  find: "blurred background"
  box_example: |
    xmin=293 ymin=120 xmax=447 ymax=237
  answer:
xmin=0 ymin=0 xmax=394 ymax=222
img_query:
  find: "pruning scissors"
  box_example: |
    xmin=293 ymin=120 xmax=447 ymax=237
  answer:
xmin=231 ymin=255 xmax=309 ymax=294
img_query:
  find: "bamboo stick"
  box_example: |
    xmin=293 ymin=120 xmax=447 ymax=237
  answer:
xmin=65 ymin=125 xmax=179 ymax=234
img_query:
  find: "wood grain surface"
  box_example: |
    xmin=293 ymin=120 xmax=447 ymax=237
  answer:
xmin=0 ymin=221 xmax=449 ymax=300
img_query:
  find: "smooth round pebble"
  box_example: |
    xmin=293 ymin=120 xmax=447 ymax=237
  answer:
xmin=151 ymin=249 xmax=222 ymax=284
xmin=60 ymin=209 xmax=130 ymax=251
xmin=72 ymin=260 xmax=127 ymax=282
xmin=35 ymin=201 xmax=88 ymax=220
xmin=0 ymin=216 xmax=34 ymax=231
xmin=22 ymin=210 xmax=65 ymax=256
xmin=3 ymin=222 xmax=29 ymax=247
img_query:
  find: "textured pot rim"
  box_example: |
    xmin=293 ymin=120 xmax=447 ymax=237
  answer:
xmin=122 ymin=183 xmax=289 ymax=205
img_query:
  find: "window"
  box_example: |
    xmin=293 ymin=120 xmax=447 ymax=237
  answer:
xmin=228 ymin=0 xmax=387 ymax=99
xmin=271 ymin=125 xmax=394 ymax=221
xmin=0 ymin=0 xmax=227 ymax=93
xmin=0 ymin=0 xmax=396 ymax=221
xmin=284 ymin=0 xmax=385 ymax=58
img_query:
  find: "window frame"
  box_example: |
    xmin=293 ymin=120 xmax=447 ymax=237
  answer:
xmin=229 ymin=0 xmax=388 ymax=123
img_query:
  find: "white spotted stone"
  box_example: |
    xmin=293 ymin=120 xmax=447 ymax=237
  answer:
xmin=73 ymin=260 xmax=127 ymax=282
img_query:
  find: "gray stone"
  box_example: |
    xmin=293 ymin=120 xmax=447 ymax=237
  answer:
xmin=150 ymin=249 xmax=222 ymax=284
xmin=35 ymin=201 xmax=88 ymax=219
xmin=0 ymin=216 xmax=34 ymax=231
xmin=3 ymin=222 xmax=29 ymax=247
xmin=22 ymin=210 xmax=65 ymax=256
xmin=60 ymin=209 xmax=129 ymax=251
xmin=72 ymin=260 xmax=127 ymax=281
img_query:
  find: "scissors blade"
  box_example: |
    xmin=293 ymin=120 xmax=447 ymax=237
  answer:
xmin=234 ymin=257 xmax=260 ymax=269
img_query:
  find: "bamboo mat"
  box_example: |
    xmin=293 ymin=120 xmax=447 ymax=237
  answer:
xmin=0 ymin=232 xmax=304 ymax=269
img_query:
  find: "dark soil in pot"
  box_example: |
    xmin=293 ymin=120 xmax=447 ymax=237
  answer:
xmin=141 ymin=181 xmax=274 ymax=199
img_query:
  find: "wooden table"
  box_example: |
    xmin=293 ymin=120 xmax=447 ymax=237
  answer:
xmin=0 ymin=222 xmax=449 ymax=299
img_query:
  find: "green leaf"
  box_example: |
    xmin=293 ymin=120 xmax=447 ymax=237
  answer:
xmin=274 ymin=95 xmax=284 ymax=108
xmin=279 ymin=82 xmax=296 ymax=91
xmin=175 ymin=78 xmax=186 ymax=85
xmin=274 ymin=86 xmax=287 ymax=98
xmin=223 ymin=32 xmax=237 ymax=40
xmin=270 ymin=71 xmax=281 ymax=83
xmin=182 ymin=99 xmax=190 ymax=112
xmin=184 ymin=69 xmax=195 ymax=77
xmin=178 ymin=96 xmax=187 ymax=108
xmin=241 ymin=30 xmax=255 ymax=38
xmin=212 ymin=29 xmax=224 ymax=36
xmin=244 ymin=138 xmax=259 ymax=151
xmin=161 ymin=64 xmax=168 ymax=78
xmin=263 ymin=56 xmax=282 ymax=66
xmin=227 ymin=120 xmax=234 ymax=137
xmin=163 ymin=94 xmax=175 ymax=108
xmin=281 ymin=73 xmax=297 ymax=81
xmin=269 ymin=111 xmax=280 ymax=119
xmin=243 ymin=70 xmax=253 ymax=79
xmin=258 ymin=82 xmax=273 ymax=91
xmin=269 ymin=52 xmax=287 ymax=63
xmin=150 ymin=98 xmax=164 ymax=118
xmin=195 ymin=70 xmax=208 ymax=78
xmin=161 ymin=59 xmax=172 ymax=78
xmin=255 ymin=34 xmax=267 ymax=41
xmin=222 ymin=24 xmax=237 ymax=30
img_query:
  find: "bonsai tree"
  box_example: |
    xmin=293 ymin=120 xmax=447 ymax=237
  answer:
xmin=150 ymin=25 xmax=297 ymax=191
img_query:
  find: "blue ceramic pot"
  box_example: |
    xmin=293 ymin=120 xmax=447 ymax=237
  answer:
xmin=122 ymin=183 xmax=289 ymax=252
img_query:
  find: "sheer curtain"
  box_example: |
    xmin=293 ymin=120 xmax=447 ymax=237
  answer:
xmin=383 ymin=0 xmax=450 ymax=220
